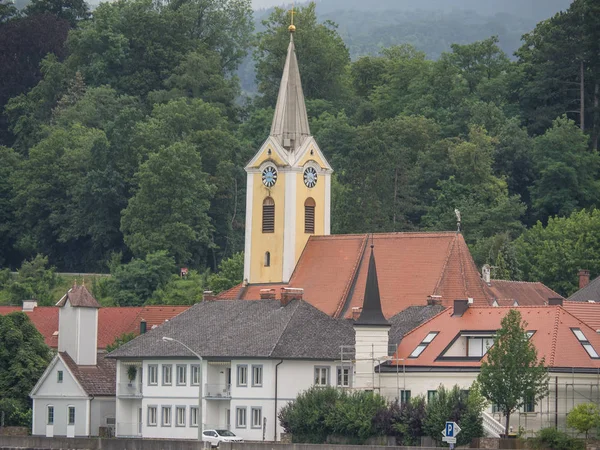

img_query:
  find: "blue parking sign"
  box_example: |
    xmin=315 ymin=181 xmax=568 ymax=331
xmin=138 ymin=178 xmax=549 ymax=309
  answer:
xmin=445 ymin=422 xmax=454 ymax=437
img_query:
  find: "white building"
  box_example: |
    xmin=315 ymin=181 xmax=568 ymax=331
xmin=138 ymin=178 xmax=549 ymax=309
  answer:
xmin=30 ymin=284 xmax=116 ymax=437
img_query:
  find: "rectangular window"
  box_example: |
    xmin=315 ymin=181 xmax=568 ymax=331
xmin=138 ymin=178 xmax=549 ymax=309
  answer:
xmin=236 ymin=407 xmax=247 ymax=428
xmin=162 ymin=364 xmax=172 ymax=385
xmin=572 ymin=328 xmax=600 ymax=358
xmin=148 ymin=365 xmax=158 ymax=385
xmin=251 ymin=407 xmax=262 ymax=429
xmin=57 ymin=371 xmax=63 ymax=383
xmin=524 ymin=396 xmax=535 ymax=413
xmin=304 ymin=204 xmax=315 ymax=233
xmin=427 ymin=390 xmax=437 ymax=403
xmin=176 ymin=406 xmax=186 ymax=427
xmin=190 ymin=406 xmax=198 ymax=427
xmin=336 ymin=367 xmax=350 ymax=387
xmin=191 ymin=364 xmax=200 ymax=385
xmin=410 ymin=331 xmax=439 ymax=358
xmin=400 ymin=390 xmax=411 ymax=404
xmin=68 ymin=406 xmax=75 ymax=425
xmin=467 ymin=337 xmax=495 ymax=357
xmin=176 ymin=365 xmax=187 ymax=386
xmin=162 ymin=406 xmax=172 ymax=426
xmin=252 ymin=365 xmax=263 ymax=387
xmin=148 ymin=406 xmax=157 ymax=426
xmin=237 ymin=364 xmax=248 ymax=387
xmin=314 ymin=366 xmax=329 ymax=386
xmin=47 ymin=406 xmax=54 ymax=425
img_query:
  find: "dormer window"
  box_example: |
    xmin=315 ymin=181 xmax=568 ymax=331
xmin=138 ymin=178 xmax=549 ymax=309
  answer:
xmin=409 ymin=332 xmax=438 ymax=358
xmin=467 ymin=336 xmax=495 ymax=357
xmin=437 ymin=331 xmax=496 ymax=360
xmin=571 ymin=328 xmax=600 ymax=358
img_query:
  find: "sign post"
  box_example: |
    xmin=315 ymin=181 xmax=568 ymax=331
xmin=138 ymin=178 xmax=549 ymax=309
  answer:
xmin=442 ymin=421 xmax=461 ymax=449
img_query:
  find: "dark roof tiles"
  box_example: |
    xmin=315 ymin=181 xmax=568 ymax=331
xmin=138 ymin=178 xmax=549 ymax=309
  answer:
xmin=61 ymin=352 xmax=116 ymax=396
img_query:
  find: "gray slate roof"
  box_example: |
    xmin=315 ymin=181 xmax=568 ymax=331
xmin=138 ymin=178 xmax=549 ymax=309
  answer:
xmin=388 ymin=304 xmax=446 ymax=347
xmin=568 ymin=276 xmax=600 ymax=302
xmin=108 ymin=299 xmax=355 ymax=360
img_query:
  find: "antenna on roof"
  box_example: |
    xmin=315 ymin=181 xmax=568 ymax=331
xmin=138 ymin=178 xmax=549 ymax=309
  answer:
xmin=454 ymin=208 xmax=461 ymax=232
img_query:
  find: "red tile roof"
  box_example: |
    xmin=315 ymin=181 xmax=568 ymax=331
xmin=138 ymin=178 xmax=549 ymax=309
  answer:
xmin=486 ymin=280 xmax=562 ymax=306
xmin=228 ymin=232 xmax=495 ymax=318
xmin=60 ymin=352 xmax=116 ymax=396
xmin=0 ymin=305 xmax=189 ymax=350
xmin=217 ymin=283 xmax=245 ymax=299
xmin=563 ymin=301 xmax=600 ymax=332
xmin=391 ymin=305 xmax=600 ymax=369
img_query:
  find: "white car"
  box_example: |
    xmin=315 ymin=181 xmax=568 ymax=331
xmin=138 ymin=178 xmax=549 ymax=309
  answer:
xmin=202 ymin=429 xmax=244 ymax=447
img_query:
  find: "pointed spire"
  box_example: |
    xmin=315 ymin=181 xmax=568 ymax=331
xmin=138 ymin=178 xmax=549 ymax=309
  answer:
xmin=355 ymin=245 xmax=389 ymax=326
xmin=270 ymin=32 xmax=311 ymax=152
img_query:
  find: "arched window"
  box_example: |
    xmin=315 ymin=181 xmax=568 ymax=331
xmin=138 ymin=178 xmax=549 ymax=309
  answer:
xmin=262 ymin=197 xmax=275 ymax=233
xmin=264 ymin=251 xmax=271 ymax=267
xmin=304 ymin=198 xmax=315 ymax=234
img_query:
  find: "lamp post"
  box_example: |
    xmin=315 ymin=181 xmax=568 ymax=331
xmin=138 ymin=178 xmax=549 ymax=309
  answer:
xmin=162 ymin=336 xmax=203 ymax=441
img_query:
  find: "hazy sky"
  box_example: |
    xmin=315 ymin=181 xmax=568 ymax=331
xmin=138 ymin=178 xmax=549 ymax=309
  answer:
xmin=253 ymin=0 xmax=290 ymax=9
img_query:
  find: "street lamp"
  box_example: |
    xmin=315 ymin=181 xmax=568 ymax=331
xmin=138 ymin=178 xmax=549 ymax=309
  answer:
xmin=162 ymin=336 xmax=203 ymax=441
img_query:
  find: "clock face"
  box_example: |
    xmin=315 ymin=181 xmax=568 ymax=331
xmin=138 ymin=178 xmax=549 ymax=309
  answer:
xmin=262 ymin=166 xmax=278 ymax=188
xmin=304 ymin=167 xmax=318 ymax=188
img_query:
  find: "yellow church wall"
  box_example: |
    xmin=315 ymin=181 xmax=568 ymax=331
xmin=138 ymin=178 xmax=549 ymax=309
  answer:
xmin=250 ymin=171 xmax=285 ymax=283
xmin=294 ymin=170 xmax=325 ymax=261
xmin=247 ymin=144 xmax=287 ymax=169
xmin=296 ymin=146 xmax=327 ymax=168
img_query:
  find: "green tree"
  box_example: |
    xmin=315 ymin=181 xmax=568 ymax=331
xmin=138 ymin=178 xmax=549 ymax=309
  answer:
xmin=121 ymin=142 xmax=215 ymax=265
xmin=0 ymin=311 xmax=52 ymax=426
xmin=106 ymin=331 xmax=136 ymax=353
xmin=24 ymin=0 xmax=89 ymax=26
xmin=150 ymin=270 xmax=205 ymax=305
xmin=567 ymin=403 xmax=600 ymax=439
xmin=478 ymin=309 xmax=548 ymax=434
xmin=8 ymin=255 xmax=59 ymax=305
xmin=206 ymin=252 xmax=243 ymax=294
xmin=0 ymin=147 xmax=20 ymax=267
xmin=255 ymin=2 xmax=350 ymax=106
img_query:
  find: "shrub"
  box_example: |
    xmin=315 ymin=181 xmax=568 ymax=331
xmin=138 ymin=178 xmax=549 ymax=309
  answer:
xmin=529 ymin=427 xmax=584 ymax=450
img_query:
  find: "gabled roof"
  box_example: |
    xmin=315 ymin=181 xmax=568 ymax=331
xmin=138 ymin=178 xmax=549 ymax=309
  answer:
xmin=108 ymin=299 xmax=355 ymax=360
xmin=485 ymin=280 xmax=562 ymax=306
xmin=226 ymin=232 xmax=492 ymax=318
xmin=568 ymin=275 xmax=600 ymax=302
xmin=270 ymin=34 xmax=310 ymax=151
xmin=388 ymin=304 xmax=446 ymax=346
xmin=60 ymin=352 xmax=116 ymax=396
xmin=0 ymin=305 xmax=189 ymax=349
xmin=563 ymin=301 xmax=600 ymax=331
xmin=56 ymin=284 xmax=101 ymax=308
xmin=388 ymin=305 xmax=600 ymax=371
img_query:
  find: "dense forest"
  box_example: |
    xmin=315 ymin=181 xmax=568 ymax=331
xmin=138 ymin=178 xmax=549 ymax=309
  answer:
xmin=0 ymin=0 xmax=599 ymax=306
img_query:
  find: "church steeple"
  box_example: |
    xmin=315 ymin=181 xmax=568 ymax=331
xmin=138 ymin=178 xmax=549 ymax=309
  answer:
xmin=355 ymin=245 xmax=389 ymax=326
xmin=270 ymin=32 xmax=310 ymax=152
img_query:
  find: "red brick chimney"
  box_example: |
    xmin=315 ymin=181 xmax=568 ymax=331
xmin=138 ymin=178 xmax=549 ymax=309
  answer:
xmin=351 ymin=307 xmax=362 ymax=320
xmin=427 ymin=295 xmax=442 ymax=306
xmin=579 ymin=270 xmax=590 ymax=289
xmin=260 ymin=289 xmax=276 ymax=300
xmin=280 ymin=288 xmax=303 ymax=306
xmin=203 ymin=290 xmax=216 ymax=301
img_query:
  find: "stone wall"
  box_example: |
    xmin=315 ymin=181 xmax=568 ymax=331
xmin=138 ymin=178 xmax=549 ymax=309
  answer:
xmin=0 ymin=428 xmax=28 ymax=437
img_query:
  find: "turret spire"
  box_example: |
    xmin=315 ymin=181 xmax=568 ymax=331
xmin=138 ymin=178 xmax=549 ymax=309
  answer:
xmin=355 ymin=245 xmax=389 ymax=326
xmin=270 ymin=22 xmax=310 ymax=152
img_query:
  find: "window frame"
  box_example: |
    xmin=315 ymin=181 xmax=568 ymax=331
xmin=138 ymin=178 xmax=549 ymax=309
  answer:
xmin=237 ymin=364 xmax=248 ymax=387
xmin=176 ymin=364 xmax=187 ymax=386
xmin=523 ymin=395 xmax=535 ymax=413
xmin=571 ymin=328 xmax=600 ymax=359
xmin=409 ymin=331 xmax=439 ymax=358
xmin=236 ymin=406 xmax=247 ymax=428
xmin=67 ymin=405 xmax=75 ymax=425
xmin=147 ymin=405 xmax=158 ymax=427
xmin=190 ymin=406 xmax=199 ymax=427
xmin=175 ymin=406 xmax=186 ymax=427
xmin=400 ymin=389 xmax=411 ymax=405
xmin=161 ymin=405 xmax=172 ymax=427
xmin=47 ymin=405 xmax=54 ymax=425
xmin=191 ymin=364 xmax=200 ymax=386
xmin=304 ymin=198 xmax=316 ymax=234
xmin=252 ymin=364 xmax=263 ymax=387
xmin=57 ymin=370 xmax=63 ymax=383
xmin=251 ymin=407 xmax=262 ymax=429
xmin=262 ymin=197 xmax=275 ymax=233
xmin=336 ymin=366 xmax=351 ymax=387
xmin=314 ymin=366 xmax=330 ymax=386
xmin=148 ymin=364 xmax=158 ymax=386
xmin=427 ymin=390 xmax=437 ymax=403
xmin=162 ymin=364 xmax=173 ymax=386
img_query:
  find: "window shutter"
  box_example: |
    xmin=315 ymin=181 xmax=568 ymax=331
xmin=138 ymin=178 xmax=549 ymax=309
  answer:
xmin=262 ymin=197 xmax=275 ymax=233
xmin=304 ymin=198 xmax=316 ymax=234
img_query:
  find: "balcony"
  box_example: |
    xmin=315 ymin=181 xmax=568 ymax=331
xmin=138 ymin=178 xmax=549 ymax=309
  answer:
xmin=117 ymin=382 xmax=142 ymax=398
xmin=117 ymin=422 xmax=142 ymax=437
xmin=205 ymin=384 xmax=231 ymax=399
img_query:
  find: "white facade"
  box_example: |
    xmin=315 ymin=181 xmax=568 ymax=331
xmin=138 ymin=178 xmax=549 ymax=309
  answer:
xmin=58 ymin=299 xmax=98 ymax=366
xmin=114 ymin=357 xmax=353 ymax=442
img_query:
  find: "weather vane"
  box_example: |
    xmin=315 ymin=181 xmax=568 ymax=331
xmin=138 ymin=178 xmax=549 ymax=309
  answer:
xmin=288 ymin=2 xmax=296 ymax=32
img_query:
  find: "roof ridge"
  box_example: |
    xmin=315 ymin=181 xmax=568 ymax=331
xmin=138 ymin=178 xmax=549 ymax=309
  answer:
xmin=309 ymin=231 xmax=459 ymax=240
xmin=433 ymin=233 xmax=457 ymax=296
xmin=550 ymin=307 xmax=560 ymax=367
xmin=457 ymin=234 xmax=469 ymax=297
xmin=334 ymin=234 xmax=368 ymax=318
xmin=267 ymin=300 xmax=302 ymax=357
xmin=394 ymin=307 xmax=450 ymax=342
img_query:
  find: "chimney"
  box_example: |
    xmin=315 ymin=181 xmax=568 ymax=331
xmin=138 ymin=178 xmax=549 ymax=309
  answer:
xmin=427 ymin=295 xmax=442 ymax=306
xmin=260 ymin=288 xmax=276 ymax=300
xmin=579 ymin=270 xmax=590 ymax=289
xmin=203 ymin=290 xmax=216 ymax=301
xmin=452 ymin=299 xmax=469 ymax=317
xmin=482 ymin=264 xmax=491 ymax=284
xmin=280 ymin=287 xmax=303 ymax=306
xmin=140 ymin=319 xmax=147 ymax=334
xmin=22 ymin=299 xmax=38 ymax=311
xmin=351 ymin=307 xmax=362 ymax=321
xmin=548 ymin=297 xmax=563 ymax=306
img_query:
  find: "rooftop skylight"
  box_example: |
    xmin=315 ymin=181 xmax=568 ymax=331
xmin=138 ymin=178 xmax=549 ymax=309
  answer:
xmin=571 ymin=328 xmax=600 ymax=359
xmin=409 ymin=331 xmax=438 ymax=358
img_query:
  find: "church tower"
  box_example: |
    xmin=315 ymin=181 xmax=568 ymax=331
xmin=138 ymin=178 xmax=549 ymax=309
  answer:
xmin=243 ymin=21 xmax=332 ymax=284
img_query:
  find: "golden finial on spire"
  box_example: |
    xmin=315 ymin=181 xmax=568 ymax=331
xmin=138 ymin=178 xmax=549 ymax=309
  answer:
xmin=288 ymin=2 xmax=296 ymax=33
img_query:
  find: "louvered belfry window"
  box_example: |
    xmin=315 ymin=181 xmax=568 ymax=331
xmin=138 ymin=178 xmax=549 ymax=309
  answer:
xmin=304 ymin=198 xmax=316 ymax=234
xmin=262 ymin=197 xmax=275 ymax=233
